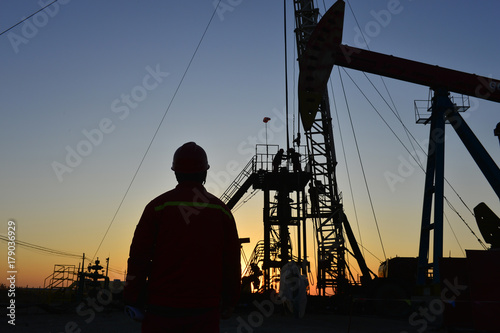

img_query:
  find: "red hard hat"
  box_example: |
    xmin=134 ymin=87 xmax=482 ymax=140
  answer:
xmin=171 ymin=142 xmax=210 ymax=173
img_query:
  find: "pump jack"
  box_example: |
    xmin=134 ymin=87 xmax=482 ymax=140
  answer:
xmin=297 ymin=0 xmax=500 ymax=290
xmin=225 ymin=0 xmax=500 ymax=305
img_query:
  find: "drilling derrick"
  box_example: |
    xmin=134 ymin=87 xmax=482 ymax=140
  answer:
xmin=294 ymin=0 xmax=347 ymax=295
xmin=226 ymin=0 xmax=372 ymax=298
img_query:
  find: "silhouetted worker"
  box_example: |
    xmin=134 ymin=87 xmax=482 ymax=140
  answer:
xmin=124 ymin=142 xmax=241 ymax=333
xmin=288 ymin=148 xmax=302 ymax=172
xmin=272 ymin=148 xmax=285 ymax=173
xmin=249 ymin=263 xmax=263 ymax=291
xmin=308 ymin=183 xmax=319 ymax=215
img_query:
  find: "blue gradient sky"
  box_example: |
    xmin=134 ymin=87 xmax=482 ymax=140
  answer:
xmin=1 ymin=0 xmax=500 ymax=287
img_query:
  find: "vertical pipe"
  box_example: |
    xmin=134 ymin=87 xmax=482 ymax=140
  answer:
xmin=77 ymin=253 xmax=86 ymax=302
xmin=297 ymin=190 xmax=302 ymax=268
xmin=105 ymin=257 xmax=110 ymax=278
xmin=278 ymin=189 xmax=290 ymax=264
xmin=431 ymin=91 xmax=449 ymax=284
xmin=81 ymin=253 xmax=86 ymax=273
xmin=263 ymin=189 xmax=270 ymax=291
xmin=302 ymin=188 xmax=308 ymax=275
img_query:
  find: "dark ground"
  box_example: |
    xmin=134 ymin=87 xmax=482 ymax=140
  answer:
xmin=0 ymin=289 xmax=481 ymax=333
xmin=2 ymin=305 xmax=446 ymax=333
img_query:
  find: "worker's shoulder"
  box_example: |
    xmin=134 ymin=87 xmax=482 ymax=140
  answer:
xmin=145 ymin=188 xmax=177 ymax=207
xmin=145 ymin=184 xmax=226 ymax=208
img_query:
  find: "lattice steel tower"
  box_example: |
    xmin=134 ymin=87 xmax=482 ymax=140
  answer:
xmin=294 ymin=0 xmax=347 ymax=295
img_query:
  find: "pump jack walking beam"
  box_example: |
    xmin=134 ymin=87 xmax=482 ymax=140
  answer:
xmin=333 ymin=44 xmax=500 ymax=103
xmin=302 ymin=46 xmax=500 ymax=201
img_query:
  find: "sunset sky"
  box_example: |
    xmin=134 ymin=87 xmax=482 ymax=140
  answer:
xmin=1 ymin=0 xmax=500 ymax=290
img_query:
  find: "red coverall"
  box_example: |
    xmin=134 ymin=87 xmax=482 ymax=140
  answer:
xmin=124 ymin=181 xmax=241 ymax=332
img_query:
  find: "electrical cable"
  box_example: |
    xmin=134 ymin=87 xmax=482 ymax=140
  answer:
xmin=346 ymin=0 xmax=478 ymax=245
xmin=0 ymin=235 xmax=82 ymax=259
xmin=356 ymin=241 xmax=383 ymax=263
xmin=359 ymin=67 xmax=476 ymax=219
xmin=338 ymin=68 xmax=387 ymax=262
xmin=343 ymin=68 xmax=488 ymax=254
xmin=284 ymin=0 xmax=291 ymax=152
xmin=0 ymin=0 xmax=58 ymax=37
xmin=444 ymin=196 xmax=488 ymax=250
xmin=292 ymin=29 xmax=300 ymax=146
xmin=91 ymin=0 xmax=223 ymax=261
xmin=107 ymin=267 xmax=125 ymax=275
xmin=232 ymin=189 xmax=259 ymax=212
xmin=342 ymin=68 xmax=416 ymax=167
xmin=443 ymin=211 xmax=466 ymax=257
xmin=329 ymin=75 xmax=365 ymax=258
xmin=347 ymin=0 xmax=419 ymax=161
xmin=358 ymin=70 xmax=482 ymax=246
xmin=361 ymin=72 xmax=426 ymax=170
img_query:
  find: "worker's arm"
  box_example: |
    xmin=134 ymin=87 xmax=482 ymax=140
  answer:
xmin=123 ymin=204 xmax=156 ymax=307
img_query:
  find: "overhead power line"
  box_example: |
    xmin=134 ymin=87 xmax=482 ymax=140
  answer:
xmin=0 ymin=0 xmax=58 ymax=37
xmin=338 ymin=68 xmax=387 ymax=262
xmin=0 ymin=234 xmax=82 ymax=259
xmin=91 ymin=0 xmax=224 ymax=261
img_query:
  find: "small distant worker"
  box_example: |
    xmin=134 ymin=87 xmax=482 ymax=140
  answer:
xmin=249 ymin=263 xmax=263 ymax=291
xmin=124 ymin=142 xmax=241 ymax=333
xmin=308 ymin=184 xmax=319 ymax=215
xmin=288 ymin=148 xmax=302 ymax=172
xmin=273 ymin=148 xmax=285 ymax=173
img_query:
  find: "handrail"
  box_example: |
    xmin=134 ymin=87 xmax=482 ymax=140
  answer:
xmin=220 ymin=155 xmax=256 ymax=205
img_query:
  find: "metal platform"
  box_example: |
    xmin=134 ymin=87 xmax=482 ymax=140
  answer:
xmin=415 ymin=91 xmax=470 ymax=124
